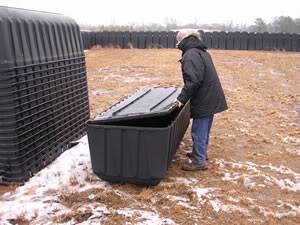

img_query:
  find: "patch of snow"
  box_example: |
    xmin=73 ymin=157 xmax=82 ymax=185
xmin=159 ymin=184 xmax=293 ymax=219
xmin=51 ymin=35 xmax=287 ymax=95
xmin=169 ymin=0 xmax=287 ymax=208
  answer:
xmin=117 ymin=208 xmax=136 ymax=217
xmin=226 ymin=196 xmax=240 ymax=203
xmin=285 ymin=147 xmax=300 ymax=156
xmin=167 ymin=195 xmax=195 ymax=209
xmin=78 ymin=221 xmax=107 ymax=225
xmin=90 ymin=88 xmax=113 ymax=96
xmin=209 ymin=199 xmax=249 ymax=215
xmin=88 ymin=194 xmax=96 ymax=200
xmin=269 ymin=69 xmax=284 ymax=76
xmin=243 ymin=176 xmax=260 ymax=188
xmin=194 ymin=188 xmax=215 ymax=199
xmin=282 ymin=136 xmax=300 ymax=145
xmin=258 ymin=203 xmax=300 ymax=219
xmin=169 ymin=177 xmax=198 ymax=186
xmin=167 ymin=195 xmax=188 ymax=202
xmin=216 ymin=159 xmax=300 ymax=192
xmin=271 ymin=178 xmax=300 ymax=192
xmin=0 ymin=136 xmax=110 ymax=224
xmin=87 ymin=205 xmax=110 ymax=220
xmin=177 ymin=201 xmax=196 ymax=209
xmin=222 ymin=172 xmax=241 ymax=182
xmin=210 ymin=199 xmax=222 ymax=212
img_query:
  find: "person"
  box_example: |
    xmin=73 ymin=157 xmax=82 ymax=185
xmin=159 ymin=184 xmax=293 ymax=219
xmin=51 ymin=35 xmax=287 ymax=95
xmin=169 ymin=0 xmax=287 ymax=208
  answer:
xmin=175 ymin=30 xmax=228 ymax=171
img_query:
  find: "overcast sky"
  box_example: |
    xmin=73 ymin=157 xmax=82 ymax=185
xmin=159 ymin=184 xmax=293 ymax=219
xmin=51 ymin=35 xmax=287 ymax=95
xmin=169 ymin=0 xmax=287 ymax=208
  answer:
xmin=0 ymin=0 xmax=299 ymax=26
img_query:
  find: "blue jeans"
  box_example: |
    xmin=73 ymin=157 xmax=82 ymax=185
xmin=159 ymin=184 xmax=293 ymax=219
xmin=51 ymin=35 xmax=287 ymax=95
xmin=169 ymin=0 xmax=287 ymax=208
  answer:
xmin=191 ymin=115 xmax=214 ymax=164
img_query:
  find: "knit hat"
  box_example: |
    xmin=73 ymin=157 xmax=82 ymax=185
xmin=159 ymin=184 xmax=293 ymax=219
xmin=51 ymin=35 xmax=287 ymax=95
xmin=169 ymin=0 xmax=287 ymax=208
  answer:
xmin=176 ymin=29 xmax=201 ymax=46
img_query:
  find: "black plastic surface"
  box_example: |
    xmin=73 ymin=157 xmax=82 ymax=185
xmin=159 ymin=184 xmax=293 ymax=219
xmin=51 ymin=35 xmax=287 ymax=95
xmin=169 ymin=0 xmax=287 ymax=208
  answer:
xmin=0 ymin=6 xmax=90 ymax=183
xmin=81 ymin=31 xmax=300 ymax=52
xmin=92 ymin=87 xmax=182 ymax=123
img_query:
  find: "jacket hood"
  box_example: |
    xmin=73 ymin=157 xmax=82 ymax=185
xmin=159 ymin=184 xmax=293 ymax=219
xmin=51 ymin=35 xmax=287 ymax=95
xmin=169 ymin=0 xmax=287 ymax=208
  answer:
xmin=176 ymin=30 xmax=201 ymax=46
xmin=178 ymin=36 xmax=207 ymax=54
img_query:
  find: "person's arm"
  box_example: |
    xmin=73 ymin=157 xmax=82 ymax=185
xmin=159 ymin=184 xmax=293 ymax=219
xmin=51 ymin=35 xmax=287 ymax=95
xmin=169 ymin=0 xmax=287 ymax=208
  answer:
xmin=177 ymin=52 xmax=205 ymax=104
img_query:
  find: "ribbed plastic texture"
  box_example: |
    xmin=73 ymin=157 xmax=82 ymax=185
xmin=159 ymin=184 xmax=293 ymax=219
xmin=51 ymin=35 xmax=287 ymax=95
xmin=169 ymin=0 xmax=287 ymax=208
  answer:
xmin=0 ymin=6 xmax=90 ymax=183
xmin=87 ymin=88 xmax=190 ymax=186
xmin=82 ymin=31 xmax=300 ymax=52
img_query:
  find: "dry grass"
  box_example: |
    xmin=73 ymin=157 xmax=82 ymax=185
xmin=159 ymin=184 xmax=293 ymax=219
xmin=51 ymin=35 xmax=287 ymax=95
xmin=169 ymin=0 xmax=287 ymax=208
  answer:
xmin=8 ymin=213 xmax=30 ymax=225
xmin=53 ymin=210 xmax=93 ymax=224
xmin=1 ymin=48 xmax=299 ymax=224
xmin=84 ymin=49 xmax=300 ymax=224
xmin=69 ymin=176 xmax=79 ymax=186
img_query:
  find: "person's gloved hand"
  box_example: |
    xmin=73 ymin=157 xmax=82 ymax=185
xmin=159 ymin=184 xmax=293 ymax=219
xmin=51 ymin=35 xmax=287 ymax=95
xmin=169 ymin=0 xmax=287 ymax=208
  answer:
xmin=175 ymin=99 xmax=183 ymax=108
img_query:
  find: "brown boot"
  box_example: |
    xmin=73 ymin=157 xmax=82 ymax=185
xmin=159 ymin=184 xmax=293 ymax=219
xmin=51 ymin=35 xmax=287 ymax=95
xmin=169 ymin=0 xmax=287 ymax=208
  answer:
xmin=182 ymin=161 xmax=208 ymax=171
xmin=186 ymin=152 xmax=209 ymax=161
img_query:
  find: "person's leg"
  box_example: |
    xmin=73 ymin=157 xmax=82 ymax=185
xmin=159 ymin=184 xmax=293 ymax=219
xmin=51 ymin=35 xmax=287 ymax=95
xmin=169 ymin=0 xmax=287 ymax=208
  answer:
xmin=206 ymin=115 xmax=214 ymax=145
xmin=191 ymin=116 xmax=211 ymax=164
xmin=205 ymin=115 xmax=214 ymax=160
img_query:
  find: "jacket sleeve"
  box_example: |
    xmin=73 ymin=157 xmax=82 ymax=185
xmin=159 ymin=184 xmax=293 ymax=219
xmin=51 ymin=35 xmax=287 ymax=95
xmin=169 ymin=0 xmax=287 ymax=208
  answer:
xmin=177 ymin=52 xmax=205 ymax=104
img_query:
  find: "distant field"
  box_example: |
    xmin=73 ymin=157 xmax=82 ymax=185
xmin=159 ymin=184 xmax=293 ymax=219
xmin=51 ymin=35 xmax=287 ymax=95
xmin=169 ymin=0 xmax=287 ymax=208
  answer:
xmin=1 ymin=49 xmax=299 ymax=224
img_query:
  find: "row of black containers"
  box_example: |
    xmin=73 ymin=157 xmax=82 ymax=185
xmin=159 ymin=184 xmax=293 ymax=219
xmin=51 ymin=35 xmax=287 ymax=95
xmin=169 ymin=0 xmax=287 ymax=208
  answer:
xmin=81 ymin=30 xmax=300 ymax=52
xmin=0 ymin=6 xmax=190 ymax=185
xmin=81 ymin=31 xmax=177 ymax=49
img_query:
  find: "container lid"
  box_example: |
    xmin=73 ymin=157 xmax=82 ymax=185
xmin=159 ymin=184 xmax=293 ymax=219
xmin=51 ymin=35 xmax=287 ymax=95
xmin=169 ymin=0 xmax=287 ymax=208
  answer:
xmin=91 ymin=87 xmax=182 ymax=123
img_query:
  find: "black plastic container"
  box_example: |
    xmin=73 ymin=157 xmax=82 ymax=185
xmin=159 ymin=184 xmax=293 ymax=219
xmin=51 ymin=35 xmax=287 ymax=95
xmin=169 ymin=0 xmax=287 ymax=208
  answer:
xmin=152 ymin=31 xmax=160 ymax=48
xmin=137 ymin=32 xmax=146 ymax=49
xmin=283 ymin=33 xmax=292 ymax=51
xmin=269 ymin=33 xmax=277 ymax=50
xmin=291 ymin=34 xmax=298 ymax=52
xmin=204 ymin=32 xmax=212 ymax=49
xmin=167 ymin=31 xmax=176 ymax=48
xmin=240 ymin=32 xmax=248 ymax=50
xmin=130 ymin=32 xmax=138 ymax=48
xmin=218 ymin=32 xmax=226 ymax=49
xmin=116 ymin=32 xmax=124 ymax=48
xmin=248 ymin=32 xmax=256 ymax=50
xmin=123 ymin=32 xmax=130 ymax=49
xmin=87 ymin=87 xmax=190 ymax=185
xmin=212 ymin=32 xmax=219 ymax=49
xmin=160 ymin=32 xmax=168 ymax=48
xmin=276 ymin=33 xmax=285 ymax=50
xmin=226 ymin=32 xmax=234 ymax=50
xmin=0 ymin=6 xmax=90 ymax=183
xmin=255 ymin=33 xmax=263 ymax=50
xmin=233 ymin=32 xmax=241 ymax=50
xmin=262 ymin=32 xmax=271 ymax=51
xmin=145 ymin=32 xmax=153 ymax=48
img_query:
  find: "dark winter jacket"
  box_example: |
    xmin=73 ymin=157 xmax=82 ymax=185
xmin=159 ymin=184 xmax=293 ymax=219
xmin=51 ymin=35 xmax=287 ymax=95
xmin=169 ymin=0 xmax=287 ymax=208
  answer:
xmin=177 ymin=36 xmax=228 ymax=118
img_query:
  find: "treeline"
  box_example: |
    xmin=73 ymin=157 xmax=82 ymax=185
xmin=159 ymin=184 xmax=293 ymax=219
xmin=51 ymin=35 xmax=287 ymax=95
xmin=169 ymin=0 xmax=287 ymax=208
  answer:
xmin=80 ymin=16 xmax=300 ymax=34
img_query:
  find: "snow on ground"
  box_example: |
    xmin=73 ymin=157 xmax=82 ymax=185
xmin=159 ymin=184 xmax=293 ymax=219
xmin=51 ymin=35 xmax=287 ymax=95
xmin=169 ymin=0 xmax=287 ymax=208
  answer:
xmin=0 ymin=136 xmax=173 ymax=224
xmin=0 ymin=136 xmax=179 ymax=224
xmin=0 ymin=135 xmax=256 ymax=224
xmin=0 ymin=136 xmax=95 ymax=223
xmin=1 ymin=137 xmax=299 ymax=224
xmin=1 ymin=139 xmax=299 ymax=224
xmin=209 ymin=199 xmax=250 ymax=215
xmin=215 ymin=158 xmax=300 ymax=219
xmin=216 ymin=159 xmax=300 ymax=192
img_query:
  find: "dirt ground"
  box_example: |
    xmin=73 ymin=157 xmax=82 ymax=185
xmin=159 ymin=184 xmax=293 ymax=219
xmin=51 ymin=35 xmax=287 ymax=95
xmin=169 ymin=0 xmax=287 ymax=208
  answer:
xmin=1 ymin=48 xmax=299 ymax=224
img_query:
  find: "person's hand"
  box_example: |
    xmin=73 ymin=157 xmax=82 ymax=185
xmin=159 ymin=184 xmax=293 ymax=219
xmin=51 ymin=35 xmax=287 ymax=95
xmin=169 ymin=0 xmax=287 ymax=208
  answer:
xmin=175 ymin=99 xmax=183 ymax=108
